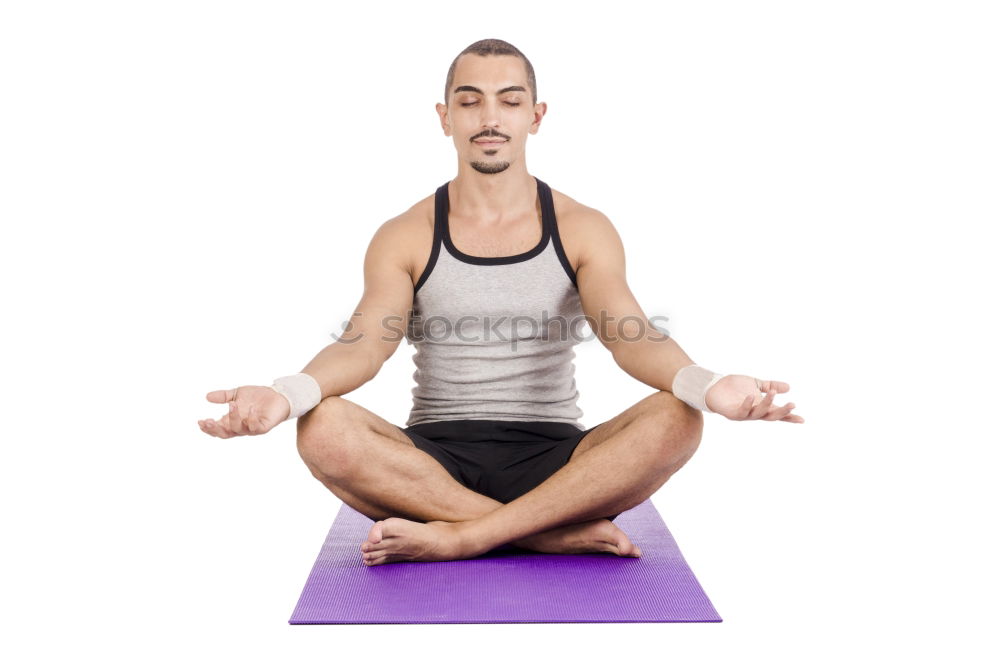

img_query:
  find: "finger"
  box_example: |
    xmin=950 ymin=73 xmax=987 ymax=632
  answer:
xmin=246 ymin=405 xmax=257 ymax=435
xmin=749 ymin=388 xmax=779 ymax=420
xmin=750 ymin=387 xmax=777 ymax=419
xmin=201 ymin=418 xmax=229 ymax=439
xmin=206 ymin=388 xmax=238 ymax=404
xmin=199 ymin=418 xmax=218 ymax=438
xmin=762 ymin=402 xmax=796 ymax=421
xmin=205 ymin=416 xmax=227 ymax=438
xmin=759 ymin=381 xmax=790 ymax=394
xmin=218 ymin=414 xmax=240 ymax=438
xmin=222 ymin=419 xmax=241 ymax=438
xmin=780 ymin=413 xmax=805 ymax=423
xmin=226 ymin=401 xmax=248 ymax=436
xmin=735 ymin=394 xmax=755 ymax=420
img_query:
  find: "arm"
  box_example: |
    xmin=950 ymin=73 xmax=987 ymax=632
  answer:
xmin=198 ymin=216 xmax=415 ymax=438
xmin=299 ymin=216 xmax=415 ymax=399
xmin=575 ymin=208 xmax=803 ymax=423
xmin=574 ymin=209 xmax=694 ymax=392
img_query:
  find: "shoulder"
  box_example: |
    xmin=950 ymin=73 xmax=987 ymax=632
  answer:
xmin=374 ymin=192 xmax=434 ymax=239
xmin=548 ymin=186 xmax=624 ymax=272
xmin=367 ymin=192 xmax=436 ymax=287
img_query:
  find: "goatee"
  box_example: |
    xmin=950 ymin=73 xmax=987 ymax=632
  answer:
xmin=470 ymin=160 xmax=511 ymax=174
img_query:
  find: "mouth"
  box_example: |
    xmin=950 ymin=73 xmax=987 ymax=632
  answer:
xmin=474 ymin=140 xmax=507 ymax=147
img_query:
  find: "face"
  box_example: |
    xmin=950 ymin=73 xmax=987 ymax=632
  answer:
xmin=436 ymin=54 xmax=546 ymax=175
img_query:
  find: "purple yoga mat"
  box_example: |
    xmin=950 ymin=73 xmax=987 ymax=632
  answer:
xmin=289 ymin=498 xmax=722 ymax=624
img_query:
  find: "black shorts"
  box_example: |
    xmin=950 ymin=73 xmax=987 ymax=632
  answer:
xmin=396 ymin=419 xmax=621 ymax=522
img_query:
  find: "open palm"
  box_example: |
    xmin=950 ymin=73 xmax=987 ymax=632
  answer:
xmin=197 ymin=385 xmax=291 ymax=438
xmin=705 ymin=374 xmax=804 ymax=423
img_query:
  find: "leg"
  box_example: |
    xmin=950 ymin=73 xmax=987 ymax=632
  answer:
xmin=361 ymin=390 xmax=703 ymax=564
xmin=298 ymin=396 xmax=641 ymax=556
xmin=465 ymin=389 xmax=703 ymax=550
xmin=567 ymin=387 xmax=693 ymax=464
xmin=296 ymin=396 xmax=502 ymax=523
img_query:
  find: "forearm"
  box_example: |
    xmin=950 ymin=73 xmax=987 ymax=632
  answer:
xmin=611 ymin=330 xmax=697 ymax=393
xmin=299 ymin=340 xmax=382 ymax=400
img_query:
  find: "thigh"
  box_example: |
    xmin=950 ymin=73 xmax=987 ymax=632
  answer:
xmin=396 ymin=423 xmax=470 ymax=490
xmin=396 ymin=420 xmax=519 ymax=498
xmin=486 ymin=427 xmax=624 ymax=522
xmin=482 ymin=422 xmax=595 ymax=501
xmin=567 ymin=390 xmax=690 ymax=463
xmin=477 ymin=421 xmax=623 ymax=522
xmin=398 ymin=420 xmax=625 ymax=522
xmin=299 ymin=395 xmax=418 ymax=449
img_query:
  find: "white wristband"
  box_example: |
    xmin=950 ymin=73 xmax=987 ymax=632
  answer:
xmin=269 ymin=373 xmax=322 ymax=420
xmin=671 ymin=364 xmax=724 ymax=412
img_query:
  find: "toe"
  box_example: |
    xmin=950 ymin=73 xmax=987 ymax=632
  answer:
xmin=606 ymin=524 xmax=642 ymax=557
xmin=366 ymin=521 xmax=384 ymax=546
xmin=619 ymin=539 xmax=642 ymax=557
xmin=379 ymin=517 xmax=404 ymax=537
xmin=366 ymin=551 xmax=393 ymax=566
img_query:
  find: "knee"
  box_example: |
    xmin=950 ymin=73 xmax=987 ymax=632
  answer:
xmin=295 ymin=396 xmax=361 ymax=480
xmin=642 ymin=391 xmax=704 ymax=458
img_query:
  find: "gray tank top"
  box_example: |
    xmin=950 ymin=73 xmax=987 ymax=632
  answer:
xmin=404 ymin=176 xmax=587 ymax=430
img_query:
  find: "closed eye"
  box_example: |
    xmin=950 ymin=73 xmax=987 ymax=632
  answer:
xmin=460 ymin=101 xmax=521 ymax=107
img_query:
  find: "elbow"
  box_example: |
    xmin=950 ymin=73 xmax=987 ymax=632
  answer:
xmin=609 ymin=340 xmax=634 ymax=371
xmin=366 ymin=353 xmax=385 ymax=382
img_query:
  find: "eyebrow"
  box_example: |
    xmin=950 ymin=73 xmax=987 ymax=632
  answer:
xmin=453 ymin=85 xmax=527 ymax=96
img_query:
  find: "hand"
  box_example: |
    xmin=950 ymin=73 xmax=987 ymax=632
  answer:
xmin=704 ymin=374 xmax=804 ymax=423
xmin=197 ymin=385 xmax=291 ymax=438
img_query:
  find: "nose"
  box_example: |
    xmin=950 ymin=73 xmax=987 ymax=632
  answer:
xmin=481 ymin=99 xmax=501 ymax=128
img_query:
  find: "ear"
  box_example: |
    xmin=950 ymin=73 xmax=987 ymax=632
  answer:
xmin=435 ymin=102 xmax=451 ymax=136
xmin=529 ymin=101 xmax=547 ymax=134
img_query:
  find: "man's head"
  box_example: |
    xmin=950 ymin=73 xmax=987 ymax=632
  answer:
xmin=443 ymin=39 xmax=537 ymax=107
xmin=436 ymin=39 xmax=546 ymax=176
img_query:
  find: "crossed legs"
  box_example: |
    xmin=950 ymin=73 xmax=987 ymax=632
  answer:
xmin=296 ymin=390 xmax=703 ymax=563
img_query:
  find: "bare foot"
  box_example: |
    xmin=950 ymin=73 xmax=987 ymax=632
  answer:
xmin=510 ymin=518 xmax=642 ymax=557
xmin=359 ymin=518 xmax=474 ymax=566
xmin=358 ymin=516 xmax=642 ymax=566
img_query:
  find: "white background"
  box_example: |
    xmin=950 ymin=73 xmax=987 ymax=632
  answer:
xmin=2 ymin=0 xmax=997 ymax=659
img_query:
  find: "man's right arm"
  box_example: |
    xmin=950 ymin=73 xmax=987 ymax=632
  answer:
xmin=298 ymin=216 xmax=415 ymax=399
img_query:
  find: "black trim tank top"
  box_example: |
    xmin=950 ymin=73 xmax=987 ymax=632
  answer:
xmin=404 ymin=176 xmax=587 ymax=430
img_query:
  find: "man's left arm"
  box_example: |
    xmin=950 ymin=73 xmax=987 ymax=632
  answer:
xmin=574 ymin=209 xmax=803 ymax=423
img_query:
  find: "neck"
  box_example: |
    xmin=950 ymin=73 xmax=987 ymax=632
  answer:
xmin=450 ymin=166 xmax=536 ymax=222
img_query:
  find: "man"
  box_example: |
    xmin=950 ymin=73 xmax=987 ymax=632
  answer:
xmin=197 ymin=39 xmax=803 ymax=567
